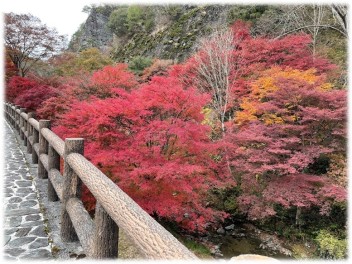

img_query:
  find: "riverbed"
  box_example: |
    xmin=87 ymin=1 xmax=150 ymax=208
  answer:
xmin=206 ymin=223 xmax=294 ymax=259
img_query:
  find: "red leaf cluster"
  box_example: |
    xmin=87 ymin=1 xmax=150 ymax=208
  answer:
xmin=54 ymin=76 xmax=234 ymax=232
xmin=6 ymin=76 xmax=38 ymax=102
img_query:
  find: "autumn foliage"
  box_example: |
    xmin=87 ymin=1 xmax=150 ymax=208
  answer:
xmin=6 ymin=76 xmax=38 ymax=102
xmin=89 ymin=64 xmax=138 ymax=97
xmin=53 ymin=76 xmax=234 ymax=231
xmin=7 ymin=20 xmax=346 ymax=234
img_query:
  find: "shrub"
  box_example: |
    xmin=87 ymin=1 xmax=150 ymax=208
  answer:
xmin=142 ymin=59 xmax=174 ymax=81
xmin=315 ymin=230 xmax=347 ymax=259
xmin=128 ymin=56 xmax=152 ymax=75
xmin=6 ymin=76 xmax=38 ymax=102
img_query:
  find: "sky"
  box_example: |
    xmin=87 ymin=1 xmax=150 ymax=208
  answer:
xmin=2 ymin=0 xmax=100 ymax=39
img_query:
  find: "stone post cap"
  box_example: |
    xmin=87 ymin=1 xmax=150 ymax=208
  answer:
xmin=230 ymin=254 xmax=280 ymax=262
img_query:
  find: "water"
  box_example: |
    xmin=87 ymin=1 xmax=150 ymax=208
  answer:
xmin=207 ymin=223 xmax=293 ymax=259
xmin=219 ymin=235 xmax=291 ymax=259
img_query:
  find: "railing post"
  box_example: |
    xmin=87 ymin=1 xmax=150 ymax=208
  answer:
xmin=10 ymin=104 xmax=12 ymax=125
xmin=15 ymin=105 xmax=20 ymax=133
xmin=38 ymin=120 xmax=50 ymax=179
xmin=19 ymin=108 xmax=26 ymax=140
xmin=8 ymin=104 xmax=11 ymax=122
xmin=23 ymin=112 xmax=28 ymax=147
xmin=61 ymin=138 xmax=84 ymax=242
xmin=9 ymin=104 xmax=12 ymax=125
xmin=5 ymin=103 xmax=8 ymax=121
xmin=5 ymin=103 xmax=7 ymax=118
xmin=27 ymin=112 xmax=35 ymax=153
xmin=32 ymin=125 xmax=39 ymax=164
xmin=10 ymin=104 xmax=13 ymax=126
xmin=12 ymin=104 xmax=16 ymax=127
xmin=93 ymin=202 xmax=119 ymax=258
xmin=8 ymin=104 xmax=10 ymax=122
xmin=48 ymin=145 xmax=60 ymax=201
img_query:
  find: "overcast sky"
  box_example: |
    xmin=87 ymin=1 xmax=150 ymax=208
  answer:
xmin=2 ymin=0 xmax=101 ymax=39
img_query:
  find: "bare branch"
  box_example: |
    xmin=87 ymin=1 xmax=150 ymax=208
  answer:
xmin=193 ymin=27 xmax=244 ymax=132
xmin=274 ymin=24 xmax=348 ymax=39
xmin=331 ymin=4 xmax=347 ymax=34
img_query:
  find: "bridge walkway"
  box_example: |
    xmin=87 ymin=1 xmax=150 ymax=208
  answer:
xmin=3 ymin=121 xmax=53 ymax=260
xmin=3 ymin=121 xmax=141 ymax=260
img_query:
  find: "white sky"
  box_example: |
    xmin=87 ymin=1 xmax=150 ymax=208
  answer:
xmin=2 ymin=0 xmax=99 ymax=39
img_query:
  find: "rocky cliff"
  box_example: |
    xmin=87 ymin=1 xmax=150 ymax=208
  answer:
xmin=112 ymin=5 xmax=229 ymax=62
xmin=68 ymin=6 xmax=114 ymax=52
xmin=68 ymin=4 xmax=270 ymax=62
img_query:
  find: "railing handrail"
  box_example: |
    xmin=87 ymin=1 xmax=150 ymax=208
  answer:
xmin=29 ymin=117 xmax=39 ymax=131
xmin=4 ymin=102 xmax=198 ymax=260
xmin=67 ymin=152 xmax=196 ymax=259
xmin=41 ymin=128 xmax=65 ymax=156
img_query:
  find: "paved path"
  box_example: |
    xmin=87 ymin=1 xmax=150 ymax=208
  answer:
xmin=3 ymin=122 xmax=52 ymax=260
xmin=3 ymin=120 xmax=141 ymax=260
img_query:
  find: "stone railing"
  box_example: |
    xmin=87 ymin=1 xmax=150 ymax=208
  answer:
xmin=4 ymin=102 xmax=198 ymax=260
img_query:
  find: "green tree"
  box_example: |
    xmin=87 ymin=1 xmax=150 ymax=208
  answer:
xmin=108 ymin=7 xmax=129 ymax=36
xmin=75 ymin=48 xmax=113 ymax=72
xmin=227 ymin=5 xmax=268 ymax=24
xmin=127 ymin=5 xmax=144 ymax=32
xmin=126 ymin=5 xmax=155 ymax=34
xmin=128 ymin=56 xmax=152 ymax=75
xmin=51 ymin=48 xmax=113 ymax=76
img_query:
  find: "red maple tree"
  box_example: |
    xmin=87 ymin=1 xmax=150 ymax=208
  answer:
xmin=54 ymin=76 xmax=235 ymax=231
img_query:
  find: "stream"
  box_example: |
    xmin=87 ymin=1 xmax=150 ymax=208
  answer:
xmin=204 ymin=223 xmax=294 ymax=259
xmin=219 ymin=235 xmax=290 ymax=259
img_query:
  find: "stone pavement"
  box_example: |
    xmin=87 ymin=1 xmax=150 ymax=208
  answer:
xmin=3 ymin=122 xmax=52 ymax=260
xmin=3 ymin=121 xmax=141 ymax=260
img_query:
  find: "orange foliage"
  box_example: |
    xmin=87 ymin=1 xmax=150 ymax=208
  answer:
xmin=235 ymin=67 xmax=333 ymax=125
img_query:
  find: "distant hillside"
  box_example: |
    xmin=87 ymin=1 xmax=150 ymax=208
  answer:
xmin=110 ymin=5 xmax=229 ymax=62
xmin=68 ymin=4 xmax=346 ymax=72
xmin=68 ymin=4 xmax=272 ymax=62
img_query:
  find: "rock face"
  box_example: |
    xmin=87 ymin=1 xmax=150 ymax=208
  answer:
xmin=69 ymin=7 xmax=114 ymax=52
xmin=112 ymin=5 xmax=229 ymax=62
xmin=69 ymin=5 xmax=229 ymax=62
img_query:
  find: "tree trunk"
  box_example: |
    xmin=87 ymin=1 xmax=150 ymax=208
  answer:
xmin=295 ymin=206 xmax=302 ymax=227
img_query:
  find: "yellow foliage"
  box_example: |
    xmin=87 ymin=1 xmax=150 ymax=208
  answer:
xmin=288 ymin=115 xmax=298 ymax=122
xmin=236 ymin=111 xmax=258 ymax=125
xmin=251 ymin=77 xmax=277 ymax=99
xmin=75 ymin=48 xmax=113 ymax=72
xmin=201 ymin=107 xmax=215 ymax=126
xmin=318 ymin=82 xmax=333 ymax=91
xmin=251 ymin=67 xmax=320 ymax=101
xmin=236 ymin=98 xmax=258 ymax=125
xmin=235 ymin=67 xmax=333 ymax=125
xmin=261 ymin=113 xmax=284 ymax=125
